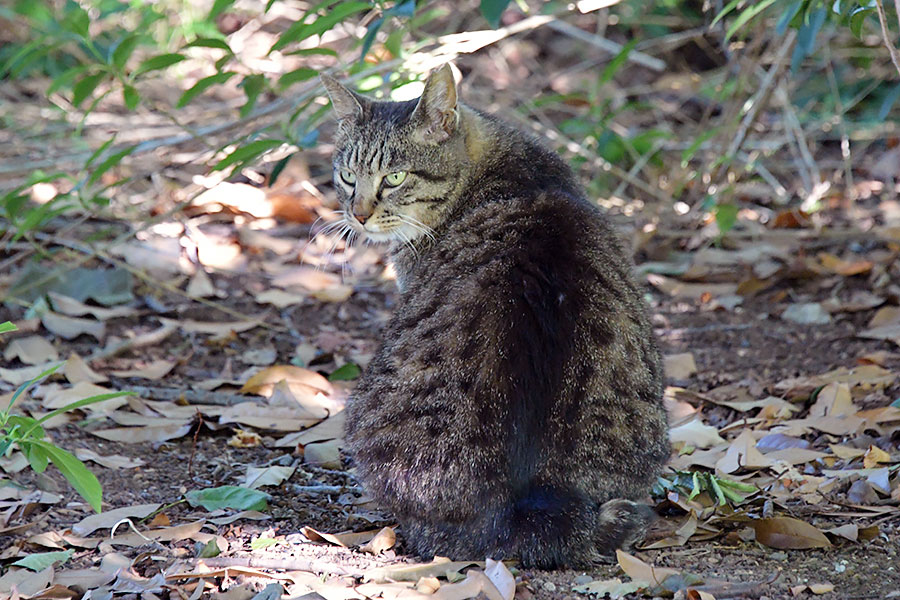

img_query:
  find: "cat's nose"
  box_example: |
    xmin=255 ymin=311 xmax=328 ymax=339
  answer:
xmin=354 ymin=213 xmax=369 ymax=225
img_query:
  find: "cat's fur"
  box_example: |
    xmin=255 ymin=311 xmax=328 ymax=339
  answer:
xmin=322 ymin=65 xmax=670 ymax=568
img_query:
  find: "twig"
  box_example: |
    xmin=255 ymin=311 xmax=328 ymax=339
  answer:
xmin=875 ymin=0 xmax=900 ymax=78
xmin=725 ymin=30 xmax=796 ymax=161
xmin=189 ymin=556 xmax=371 ymax=576
xmin=545 ymin=19 xmax=666 ymax=71
xmin=686 ymin=571 xmax=781 ymax=599
xmin=119 ymin=385 xmax=252 ymax=406
xmin=289 ymin=484 xmax=361 ymax=495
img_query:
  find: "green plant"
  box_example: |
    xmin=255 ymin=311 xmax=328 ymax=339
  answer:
xmin=0 ymin=322 xmax=132 ymax=512
xmin=655 ymin=469 xmax=758 ymax=507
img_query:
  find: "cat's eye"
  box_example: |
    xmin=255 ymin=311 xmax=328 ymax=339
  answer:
xmin=384 ymin=171 xmax=407 ymax=187
xmin=339 ymin=168 xmax=357 ymax=185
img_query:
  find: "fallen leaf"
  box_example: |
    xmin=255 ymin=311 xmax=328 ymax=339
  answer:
xmin=301 ymin=526 xmax=381 ymax=548
xmin=109 ymin=360 xmax=176 ymax=380
xmin=276 ymin=411 xmax=346 ymax=447
xmin=42 ymin=382 xmax=126 ymax=412
xmin=91 ymin=423 xmax=193 ymax=443
xmin=242 ymin=465 xmax=296 ymax=489
xmin=74 ymin=448 xmax=145 ymax=469
xmin=751 ymin=516 xmax=831 ymax=549
xmin=781 ymin=303 xmax=831 ymax=325
xmin=433 ymin=570 xmax=505 ymax=600
xmin=360 ymin=527 xmax=396 ymax=555
xmin=3 ymin=335 xmax=59 ymax=364
xmin=228 ymin=429 xmax=262 ymax=448
xmin=616 ymin=549 xmax=681 ymax=585
xmin=63 ymin=353 xmax=108 ymax=384
xmin=646 ymin=274 xmax=737 ymax=300
xmin=241 ymin=365 xmax=332 ymax=396
xmin=716 ymin=430 xmax=774 ymax=473
xmin=817 ymin=252 xmax=873 ymax=276
xmin=160 ymin=317 xmax=261 ymax=336
xmin=48 ymin=292 xmax=136 ymax=320
xmin=0 ymin=566 xmax=54 ymax=597
xmin=186 ymin=269 xmax=218 ymax=298
xmin=669 ymin=417 xmax=725 ymax=449
xmin=863 ymin=445 xmax=891 ymax=469
xmin=829 ymin=444 xmax=866 ymax=460
xmin=483 ymin=559 xmax=515 ymax=600
xmin=303 ymin=439 xmax=342 ymax=468
xmin=72 ymin=503 xmax=161 ymax=536
xmin=365 ymin=557 xmax=482 ymax=583
xmin=809 ymin=383 xmax=856 ymax=417
xmin=664 ymin=353 xmax=697 ymax=380
xmin=0 ymin=362 xmax=60 ymax=386
xmin=41 ymin=311 xmax=106 ymax=341
xmin=642 ymin=511 xmax=699 ymax=549
xmin=185 ymin=486 xmax=269 ymax=511
xmin=254 ymin=289 xmax=307 ymax=308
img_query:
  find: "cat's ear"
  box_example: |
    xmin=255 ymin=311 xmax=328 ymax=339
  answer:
xmin=411 ymin=64 xmax=458 ymax=144
xmin=321 ymin=74 xmax=364 ymax=121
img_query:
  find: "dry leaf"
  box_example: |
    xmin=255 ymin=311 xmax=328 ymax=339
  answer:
xmin=48 ymin=293 xmax=136 ymax=320
xmin=863 ymin=445 xmax=891 ymax=468
xmin=646 ymin=274 xmax=738 ymax=300
xmin=360 ymin=527 xmax=397 ymax=555
xmin=829 ymin=445 xmax=866 ymax=460
xmin=572 ymin=578 xmax=644 ymax=598
xmin=483 ymin=559 xmax=515 ymax=600
xmin=276 ymin=411 xmax=346 ymax=448
xmin=664 ymin=353 xmax=697 ymax=380
xmin=41 ymin=311 xmax=105 ymax=341
xmin=72 ymin=503 xmax=161 ymax=536
xmin=433 ymin=570 xmax=505 ymax=600
xmin=254 ymin=289 xmax=307 ymax=308
xmin=91 ymin=423 xmax=193 ymax=443
xmin=228 ymin=429 xmax=262 ymax=448
xmin=243 ymin=465 xmax=296 ymax=489
xmin=300 ymin=526 xmax=381 ymax=548
xmin=365 ymin=557 xmax=482 ymax=583
xmin=303 ymin=439 xmax=342 ymax=468
xmin=716 ymin=430 xmax=773 ymax=474
xmin=109 ymin=360 xmax=176 ymax=380
xmin=63 ymin=353 xmax=108 ymax=384
xmin=781 ymin=303 xmax=831 ymax=325
xmin=616 ymin=549 xmax=681 ymax=585
xmin=186 ymin=269 xmax=217 ymax=298
xmin=817 ymin=252 xmax=872 ymax=276
xmin=751 ymin=516 xmax=831 ymax=549
xmin=3 ymin=335 xmax=59 ymax=364
xmin=74 ymin=448 xmax=144 ymax=469
xmin=809 ymin=383 xmax=856 ymax=417
xmin=241 ymin=365 xmax=332 ymax=396
xmin=0 ymin=362 xmax=60 ymax=386
xmin=160 ymin=317 xmax=261 ymax=336
xmin=669 ymin=417 xmax=725 ymax=449
xmin=42 ymin=382 xmax=125 ymax=412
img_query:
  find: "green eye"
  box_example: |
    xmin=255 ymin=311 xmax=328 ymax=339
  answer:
xmin=339 ymin=168 xmax=356 ymax=185
xmin=384 ymin=171 xmax=407 ymax=187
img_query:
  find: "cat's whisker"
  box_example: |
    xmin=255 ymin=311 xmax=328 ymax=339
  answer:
xmin=398 ymin=214 xmax=436 ymax=241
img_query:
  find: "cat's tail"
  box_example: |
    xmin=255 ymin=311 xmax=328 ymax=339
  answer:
xmin=505 ymin=487 xmax=655 ymax=568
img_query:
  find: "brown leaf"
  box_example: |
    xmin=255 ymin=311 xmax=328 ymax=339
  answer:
xmin=301 ymin=526 xmax=382 ymax=548
xmin=3 ymin=335 xmax=59 ymax=364
xmin=72 ymin=503 xmax=161 ymax=536
xmin=41 ymin=311 xmax=105 ymax=341
xmin=616 ymin=549 xmax=681 ymax=585
xmin=863 ymin=445 xmax=891 ymax=469
xmin=751 ymin=517 xmax=831 ymax=549
xmin=63 ymin=353 xmax=108 ymax=384
xmin=91 ymin=423 xmax=192 ymax=443
xmin=109 ymin=359 xmax=176 ymax=380
xmin=817 ymin=252 xmax=873 ymax=276
xmin=809 ymin=383 xmax=856 ymax=417
xmin=664 ymin=353 xmax=697 ymax=380
xmin=716 ymin=430 xmax=774 ymax=473
xmin=360 ymin=527 xmax=396 ymax=555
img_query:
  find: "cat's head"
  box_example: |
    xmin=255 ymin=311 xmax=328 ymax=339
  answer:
xmin=321 ymin=65 xmax=468 ymax=244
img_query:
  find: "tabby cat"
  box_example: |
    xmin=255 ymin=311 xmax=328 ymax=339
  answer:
xmin=321 ymin=65 xmax=670 ymax=568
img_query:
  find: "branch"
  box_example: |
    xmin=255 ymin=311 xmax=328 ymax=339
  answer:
xmin=875 ymin=0 xmax=900 ymax=78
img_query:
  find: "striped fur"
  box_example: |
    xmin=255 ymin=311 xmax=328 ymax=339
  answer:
xmin=322 ymin=66 xmax=670 ymax=568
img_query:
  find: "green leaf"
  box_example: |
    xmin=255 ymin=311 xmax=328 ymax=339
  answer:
xmin=61 ymin=4 xmax=90 ymax=38
xmin=329 ymin=362 xmax=361 ymax=381
xmin=268 ymin=153 xmax=294 ymax=186
xmin=72 ymin=72 xmax=107 ymax=107
xmin=177 ymin=71 xmax=236 ymax=108
xmin=197 ymin=538 xmax=221 ymax=557
xmin=278 ymin=67 xmax=318 ymax=89
xmin=791 ymin=8 xmax=827 ymax=71
xmin=270 ymin=2 xmax=371 ymax=52
xmin=776 ymin=1 xmax=803 ymax=35
xmin=878 ymin=83 xmax=900 ymax=120
xmin=480 ymin=0 xmax=511 ymax=28
xmin=711 ymin=0 xmax=742 ymax=26
xmin=86 ymin=137 xmax=117 ymax=168
xmin=87 ymin=145 xmax=138 ymax=187
xmin=11 ymin=550 xmax=73 ymax=571
xmin=599 ymin=40 xmax=636 ymax=85
xmin=185 ymin=485 xmax=269 ymax=511
xmin=849 ymin=5 xmax=876 ymax=38
xmin=31 ymin=440 xmax=103 ymax=512
xmin=47 ymin=64 xmax=89 ymax=95
xmin=208 ymin=0 xmax=236 ymax=20
xmin=212 ymin=139 xmax=285 ymax=171
xmin=250 ymin=537 xmax=279 ymax=550
xmin=239 ymin=74 xmax=266 ymax=118
xmin=135 ymin=53 xmax=186 ymax=76
xmin=714 ymin=203 xmax=738 ymax=235
xmin=184 ymin=37 xmax=233 ymax=53
xmin=725 ymin=0 xmax=777 ymax=40
xmin=20 ymin=441 xmax=50 ymax=473
xmin=26 ymin=391 xmax=134 ymax=437
xmin=122 ymin=84 xmax=139 ymax=110
xmin=0 ymin=321 xmax=17 ymax=334
xmin=8 ymin=363 xmax=64 ymax=412
xmin=284 ymin=48 xmax=339 ymax=58
xmin=111 ymin=34 xmax=141 ymax=70
xmin=360 ymin=16 xmax=385 ymax=60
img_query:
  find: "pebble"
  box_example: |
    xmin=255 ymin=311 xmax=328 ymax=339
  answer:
xmin=573 ymin=575 xmax=593 ymax=585
xmin=543 ymin=581 xmax=557 ymax=592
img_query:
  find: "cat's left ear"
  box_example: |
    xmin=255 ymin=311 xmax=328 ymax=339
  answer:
xmin=411 ymin=64 xmax=458 ymax=144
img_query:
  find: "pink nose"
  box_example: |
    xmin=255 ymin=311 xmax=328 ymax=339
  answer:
xmin=354 ymin=213 xmax=369 ymax=225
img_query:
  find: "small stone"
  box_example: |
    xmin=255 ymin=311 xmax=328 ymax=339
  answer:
xmin=781 ymin=302 xmax=832 ymax=325
xmin=543 ymin=581 xmax=557 ymax=592
xmin=573 ymin=575 xmax=593 ymax=585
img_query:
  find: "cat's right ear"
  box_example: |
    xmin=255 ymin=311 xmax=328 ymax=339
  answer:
xmin=321 ymin=74 xmax=364 ymax=121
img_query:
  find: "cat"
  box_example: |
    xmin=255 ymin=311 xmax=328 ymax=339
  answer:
xmin=321 ymin=65 xmax=670 ymax=568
